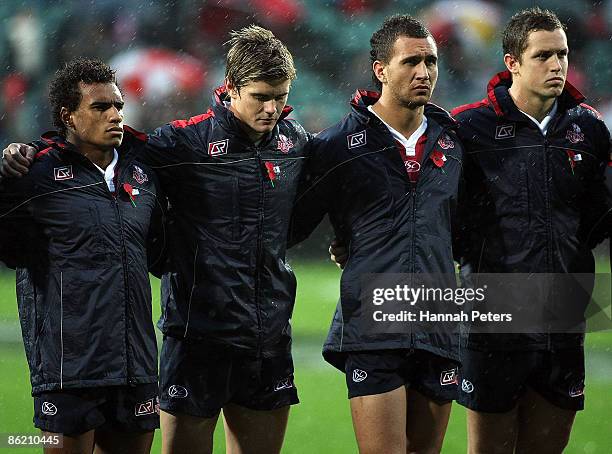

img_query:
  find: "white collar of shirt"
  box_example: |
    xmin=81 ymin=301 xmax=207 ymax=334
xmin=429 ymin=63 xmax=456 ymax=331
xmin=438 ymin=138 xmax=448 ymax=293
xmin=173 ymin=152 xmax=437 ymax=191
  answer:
xmin=518 ymin=101 xmax=558 ymax=135
xmin=92 ymin=149 xmax=119 ymax=192
xmin=368 ymin=105 xmax=427 ymax=156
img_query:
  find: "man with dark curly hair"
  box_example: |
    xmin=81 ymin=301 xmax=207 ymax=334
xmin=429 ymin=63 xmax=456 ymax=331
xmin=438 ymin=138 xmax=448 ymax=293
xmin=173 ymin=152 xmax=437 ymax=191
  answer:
xmin=0 ymin=58 xmax=164 ymax=454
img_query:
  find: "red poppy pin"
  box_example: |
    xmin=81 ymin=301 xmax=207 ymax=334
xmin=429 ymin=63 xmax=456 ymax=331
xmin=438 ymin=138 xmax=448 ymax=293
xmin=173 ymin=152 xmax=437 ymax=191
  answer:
xmin=566 ymin=150 xmax=582 ymax=174
xmin=123 ymin=182 xmax=137 ymax=207
xmin=431 ymin=150 xmax=447 ymax=171
xmin=264 ymin=161 xmax=277 ymax=187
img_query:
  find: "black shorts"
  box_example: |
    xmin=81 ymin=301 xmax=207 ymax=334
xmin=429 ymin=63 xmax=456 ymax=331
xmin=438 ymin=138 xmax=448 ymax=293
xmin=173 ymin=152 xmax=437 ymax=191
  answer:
xmin=33 ymin=383 xmax=159 ymax=434
xmin=457 ymin=347 xmax=585 ymax=413
xmin=344 ymin=349 xmax=459 ymax=403
xmin=159 ymin=336 xmax=299 ymax=418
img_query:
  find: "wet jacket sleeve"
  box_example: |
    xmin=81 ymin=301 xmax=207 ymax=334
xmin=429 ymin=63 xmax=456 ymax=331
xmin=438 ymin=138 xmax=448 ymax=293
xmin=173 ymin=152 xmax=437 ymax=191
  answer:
xmin=141 ymin=122 xmax=203 ymax=168
xmin=581 ymin=120 xmax=612 ymax=248
xmin=288 ymin=134 xmax=333 ymax=247
xmin=0 ymin=177 xmax=34 ymax=269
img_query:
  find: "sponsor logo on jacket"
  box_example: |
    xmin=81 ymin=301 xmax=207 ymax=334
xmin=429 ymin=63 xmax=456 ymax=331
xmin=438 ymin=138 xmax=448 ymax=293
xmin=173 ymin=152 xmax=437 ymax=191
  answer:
xmin=347 ymin=130 xmax=367 ymax=149
xmin=54 ymin=165 xmax=73 ymax=181
xmin=495 ymin=124 xmax=515 ymax=139
xmin=208 ymin=139 xmax=229 ymax=156
xmin=566 ymin=123 xmax=584 ymax=144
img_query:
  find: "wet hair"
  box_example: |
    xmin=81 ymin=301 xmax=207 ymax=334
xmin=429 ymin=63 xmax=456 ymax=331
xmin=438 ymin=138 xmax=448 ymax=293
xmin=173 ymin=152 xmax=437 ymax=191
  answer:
xmin=49 ymin=57 xmax=117 ymax=136
xmin=502 ymin=7 xmax=565 ymax=61
xmin=224 ymin=25 xmax=296 ymax=91
xmin=370 ymin=14 xmax=434 ymax=90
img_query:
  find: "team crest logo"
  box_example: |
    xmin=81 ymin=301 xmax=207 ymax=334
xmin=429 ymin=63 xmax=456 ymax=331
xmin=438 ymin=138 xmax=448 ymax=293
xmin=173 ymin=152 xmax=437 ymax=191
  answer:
xmin=274 ymin=377 xmax=295 ymax=391
xmin=208 ymin=139 xmax=229 ymax=156
xmin=277 ymin=134 xmax=294 ymax=153
xmin=440 ymin=368 xmax=458 ymax=386
xmin=461 ymin=379 xmax=474 ymax=393
xmin=437 ymin=134 xmax=455 ymax=149
xmin=133 ymin=165 xmax=148 ymax=184
xmin=41 ymin=402 xmax=57 ymax=416
xmin=566 ymin=123 xmax=584 ymax=144
xmin=167 ymin=385 xmax=188 ymax=399
xmin=135 ymin=397 xmax=158 ymax=416
xmin=405 ymin=160 xmax=421 ymax=172
xmin=347 ymin=130 xmax=367 ymax=149
xmin=54 ymin=166 xmax=73 ymax=181
xmin=352 ymin=369 xmax=368 ymax=383
xmin=495 ymin=124 xmax=515 ymax=139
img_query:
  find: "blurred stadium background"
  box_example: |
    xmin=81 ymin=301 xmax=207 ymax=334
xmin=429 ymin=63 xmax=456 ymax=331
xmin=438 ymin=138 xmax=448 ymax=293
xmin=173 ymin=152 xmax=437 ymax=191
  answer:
xmin=0 ymin=0 xmax=610 ymax=452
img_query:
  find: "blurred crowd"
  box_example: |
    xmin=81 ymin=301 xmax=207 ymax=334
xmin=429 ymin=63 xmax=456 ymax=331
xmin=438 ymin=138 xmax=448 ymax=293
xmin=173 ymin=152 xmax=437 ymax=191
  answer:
xmin=1 ymin=0 xmax=611 ymax=143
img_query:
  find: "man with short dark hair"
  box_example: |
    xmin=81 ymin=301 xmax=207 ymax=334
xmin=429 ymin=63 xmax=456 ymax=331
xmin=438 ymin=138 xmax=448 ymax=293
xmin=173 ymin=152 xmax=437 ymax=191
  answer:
xmin=0 ymin=57 xmax=164 ymax=454
xmin=452 ymin=7 xmax=611 ymax=453
xmin=2 ymin=26 xmax=310 ymax=454
xmin=291 ymin=15 xmax=463 ymax=454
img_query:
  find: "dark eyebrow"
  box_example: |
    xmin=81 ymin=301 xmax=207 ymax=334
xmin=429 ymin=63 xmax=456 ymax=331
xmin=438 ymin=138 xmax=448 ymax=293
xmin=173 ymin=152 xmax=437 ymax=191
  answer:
xmin=401 ymin=54 xmax=437 ymax=64
xmin=90 ymin=101 xmax=125 ymax=109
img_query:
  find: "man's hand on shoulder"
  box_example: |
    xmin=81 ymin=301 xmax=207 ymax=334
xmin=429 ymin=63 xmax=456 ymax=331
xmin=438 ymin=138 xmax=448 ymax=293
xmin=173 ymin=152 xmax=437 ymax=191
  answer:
xmin=1 ymin=143 xmax=37 ymax=178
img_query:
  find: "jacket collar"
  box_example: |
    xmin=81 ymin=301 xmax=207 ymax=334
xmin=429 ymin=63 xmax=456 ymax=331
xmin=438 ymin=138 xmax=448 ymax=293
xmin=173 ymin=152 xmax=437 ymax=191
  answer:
xmin=38 ymin=126 xmax=146 ymax=157
xmin=349 ymin=89 xmax=456 ymax=130
xmin=211 ymin=85 xmax=293 ymax=144
xmin=486 ymin=70 xmax=585 ymax=121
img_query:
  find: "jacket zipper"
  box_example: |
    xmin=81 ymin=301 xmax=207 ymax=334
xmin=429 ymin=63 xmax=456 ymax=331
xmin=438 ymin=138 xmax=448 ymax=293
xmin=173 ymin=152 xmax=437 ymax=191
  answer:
xmin=254 ymin=148 xmax=265 ymax=358
xmin=542 ymin=136 xmax=553 ymax=349
xmin=111 ymin=168 xmax=134 ymax=385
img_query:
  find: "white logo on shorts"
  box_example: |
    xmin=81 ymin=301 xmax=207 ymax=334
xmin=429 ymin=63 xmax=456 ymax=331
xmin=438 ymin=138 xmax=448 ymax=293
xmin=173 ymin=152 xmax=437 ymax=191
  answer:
xmin=168 ymin=385 xmax=189 ymax=399
xmin=461 ymin=379 xmax=474 ymax=393
xmin=440 ymin=368 xmax=458 ymax=386
xmin=352 ymin=369 xmax=368 ymax=383
xmin=135 ymin=398 xmax=156 ymax=416
xmin=274 ymin=377 xmax=294 ymax=392
xmin=569 ymin=382 xmax=584 ymax=398
xmin=41 ymin=402 xmax=57 ymax=416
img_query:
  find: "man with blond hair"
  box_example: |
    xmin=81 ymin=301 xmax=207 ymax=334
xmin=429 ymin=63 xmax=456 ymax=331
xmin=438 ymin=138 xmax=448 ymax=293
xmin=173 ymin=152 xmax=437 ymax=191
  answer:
xmin=3 ymin=25 xmax=310 ymax=454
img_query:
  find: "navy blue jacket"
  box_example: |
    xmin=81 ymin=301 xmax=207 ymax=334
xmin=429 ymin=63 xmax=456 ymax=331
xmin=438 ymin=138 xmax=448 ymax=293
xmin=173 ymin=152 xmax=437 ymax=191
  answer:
xmin=145 ymin=87 xmax=310 ymax=357
xmin=452 ymin=71 xmax=612 ymax=350
xmin=0 ymin=129 xmax=165 ymax=393
xmin=291 ymin=90 xmax=464 ymax=370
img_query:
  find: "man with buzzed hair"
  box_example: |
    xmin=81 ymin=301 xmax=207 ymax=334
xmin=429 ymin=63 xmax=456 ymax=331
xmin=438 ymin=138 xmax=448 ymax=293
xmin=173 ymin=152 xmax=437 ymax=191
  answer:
xmin=2 ymin=25 xmax=310 ymax=454
xmin=291 ymin=15 xmax=463 ymax=454
xmin=452 ymin=7 xmax=611 ymax=453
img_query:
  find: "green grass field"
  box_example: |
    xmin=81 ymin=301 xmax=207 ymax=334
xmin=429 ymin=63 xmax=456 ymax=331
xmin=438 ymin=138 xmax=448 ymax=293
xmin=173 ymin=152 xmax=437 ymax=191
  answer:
xmin=0 ymin=260 xmax=610 ymax=453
